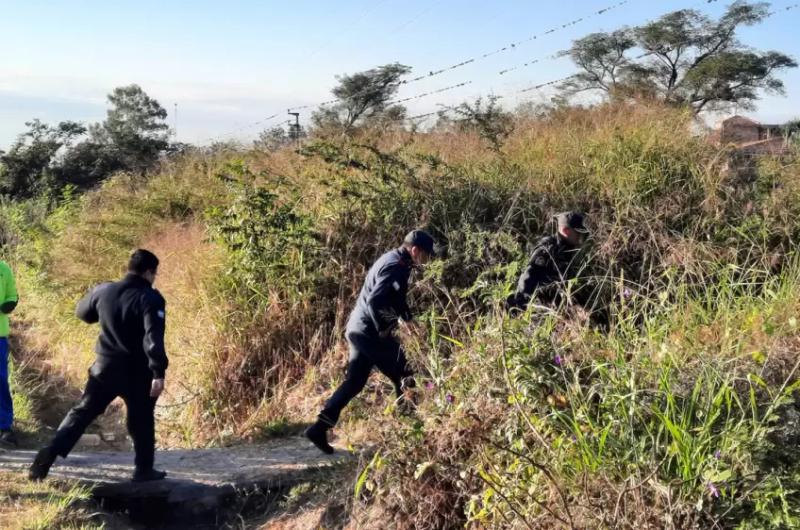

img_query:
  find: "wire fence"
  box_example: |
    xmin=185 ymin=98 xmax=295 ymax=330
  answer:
xmin=201 ymin=0 xmax=797 ymax=143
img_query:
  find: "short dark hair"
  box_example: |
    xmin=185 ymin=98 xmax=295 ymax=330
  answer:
xmin=128 ymin=249 xmax=159 ymax=275
xmin=403 ymin=229 xmax=436 ymax=256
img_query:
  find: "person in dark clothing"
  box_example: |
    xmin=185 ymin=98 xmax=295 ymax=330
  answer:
xmin=305 ymin=230 xmax=436 ymax=454
xmin=506 ymin=212 xmax=590 ymax=313
xmin=29 ymin=249 xmax=169 ymax=482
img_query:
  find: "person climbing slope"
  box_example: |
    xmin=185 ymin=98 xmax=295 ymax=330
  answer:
xmin=305 ymin=230 xmax=436 ymax=454
xmin=506 ymin=211 xmax=590 ymax=313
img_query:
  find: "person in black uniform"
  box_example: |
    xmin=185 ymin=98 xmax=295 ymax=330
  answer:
xmin=29 ymin=249 xmax=169 ymax=482
xmin=305 ymin=230 xmax=436 ymax=454
xmin=506 ymin=212 xmax=590 ymax=313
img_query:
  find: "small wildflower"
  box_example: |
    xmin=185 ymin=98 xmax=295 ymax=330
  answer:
xmin=446 ymin=393 xmax=455 ymax=404
xmin=622 ymin=288 xmax=633 ymax=299
xmin=425 ymin=381 xmax=435 ymax=390
xmin=707 ymin=481 xmax=720 ymax=498
xmin=714 ymin=449 xmax=722 ymax=460
xmin=554 ymin=354 xmax=563 ymax=366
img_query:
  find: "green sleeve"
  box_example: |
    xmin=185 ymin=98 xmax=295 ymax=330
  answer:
xmin=1 ymin=262 xmax=17 ymax=303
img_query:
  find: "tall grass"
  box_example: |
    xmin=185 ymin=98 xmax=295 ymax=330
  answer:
xmin=5 ymin=151 xmax=234 ymax=445
xmin=7 ymin=101 xmax=800 ymax=527
xmin=353 ymin=259 xmax=800 ymax=529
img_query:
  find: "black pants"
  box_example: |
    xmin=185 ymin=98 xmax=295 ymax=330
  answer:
xmin=49 ymin=367 xmax=157 ymax=470
xmin=318 ymin=331 xmax=413 ymax=427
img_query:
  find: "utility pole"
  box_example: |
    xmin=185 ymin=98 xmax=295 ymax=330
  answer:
xmin=288 ymin=111 xmax=301 ymax=149
xmin=173 ymin=103 xmax=178 ymax=139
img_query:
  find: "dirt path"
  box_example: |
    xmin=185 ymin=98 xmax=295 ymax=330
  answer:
xmin=0 ymin=437 xmax=355 ymax=526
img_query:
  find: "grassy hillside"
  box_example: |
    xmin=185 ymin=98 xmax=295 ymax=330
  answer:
xmin=5 ymin=102 xmax=800 ymax=528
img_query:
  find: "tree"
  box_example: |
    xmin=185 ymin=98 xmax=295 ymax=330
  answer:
xmin=0 ymin=85 xmax=172 ymax=198
xmin=254 ymin=126 xmax=291 ymax=151
xmin=560 ymin=1 xmax=797 ymax=113
xmin=562 ymin=30 xmax=636 ymax=95
xmin=311 ymin=63 xmax=411 ymax=133
xmin=439 ymin=96 xmax=514 ymax=151
xmin=0 ymin=120 xmax=86 ymax=197
xmin=55 ymin=139 xmax=124 ymax=189
xmin=60 ymin=84 xmax=171 ymax=185
xmin=98 ymin=84 xmax=171 ymax=171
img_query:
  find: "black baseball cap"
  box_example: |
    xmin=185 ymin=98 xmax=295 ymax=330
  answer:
xmin=555 ymin=212 xmax=589 ymax=234
xmin=404 ymin=229 xmax=436 ymax=256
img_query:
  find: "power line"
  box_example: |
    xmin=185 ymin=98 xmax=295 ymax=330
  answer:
xmin=287 ymin=0 xmax=631 ymax=113
xmin=207 ymin=0 xmax=795 ymax=143
xmin=391 ymin=81 xmax=473 ymax=105
xmin=385 ymin=0 xmax=443 ymax=36
xmin=519 ymin=75 xmax=577 ymax=94
xmin=400 ymin=0 xmax=630 ymax=85
xmin=498 ymin=0 xmax=726 ymax=77
xmin=199 ymin=112 xmax=281 ymax=145
xmin=406 ymin=91 xmax=507 ymax=122
xmin=512 ymin=0 xmax=796 ymax=94
xmin=499 ymin=53 xmax=563 ymax=76
xmin=407 ymin=1 xmax=798 ymax=122
xmin=306 ymin=0 xmax=394 ymax=61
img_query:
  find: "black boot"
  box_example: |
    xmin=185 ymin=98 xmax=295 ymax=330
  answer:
xmin=28 ymin=447 xmax=57 ymax=481
xmin=132 ymin=468 xmax=167 ymax=482
xmin=305 ymin=421 xmax=334 ymax=455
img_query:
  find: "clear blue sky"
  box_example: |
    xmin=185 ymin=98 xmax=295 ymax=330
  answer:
xmin=1 ymin=0 xmax=798 ymax=148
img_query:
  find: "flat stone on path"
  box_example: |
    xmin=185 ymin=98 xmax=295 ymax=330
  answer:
xmin=0 ymin=437 xmax=355 ymax=522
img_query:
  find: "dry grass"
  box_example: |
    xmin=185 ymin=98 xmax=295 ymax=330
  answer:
xmin=0 ymin=470 xmax=109 ymax=530
xmin=6 ymin=102 xmax=800 ymax=528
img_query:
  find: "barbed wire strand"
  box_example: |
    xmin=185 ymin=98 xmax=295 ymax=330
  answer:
xmin=407 ymin=2 xmax=797 ymax=122
xmin=286 ymin=0 xmax=633 ymax=114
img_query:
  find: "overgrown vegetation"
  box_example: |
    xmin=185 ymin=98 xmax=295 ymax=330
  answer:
xmin=2 ymin=97 xmax=800 ymax=528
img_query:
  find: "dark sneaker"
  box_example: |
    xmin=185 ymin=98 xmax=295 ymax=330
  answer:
xmin=132 ymin=468 xmax=167 ymax=482
xmin=28 ymin=447 xmax=57 ymax=481
xmin=305 ymin=422 xmax=334 ymax=455
xmin=0 ymin=428 xmax=18 ymax=447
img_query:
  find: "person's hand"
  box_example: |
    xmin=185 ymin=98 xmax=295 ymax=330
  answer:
xmin=150 ymin=378 xmax=165 ymax=399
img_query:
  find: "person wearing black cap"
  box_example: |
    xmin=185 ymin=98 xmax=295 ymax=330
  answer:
xmin=506 ymin=212 xmax=590 ymax=313
xmin=305 ymin=230 xmax=435 ymax=454
xmin=29 ymin=249 xmax=169 ymax=482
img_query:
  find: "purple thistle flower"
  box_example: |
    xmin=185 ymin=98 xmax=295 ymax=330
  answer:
xmin=707 ymin=482 xmax=720 ymax=498
xmin=446 ymin=393 xmax=455 ymax=404
xmin=554 ymin=354 xmax=563 ymax=366
xmin=425 ymin=381 xmax=435 ymax=390
xmin=714 ymin=449 xmax=722 ymax=460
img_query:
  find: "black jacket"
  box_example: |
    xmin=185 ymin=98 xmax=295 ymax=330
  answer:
xmin=506 ymin=236 xmax=581 ymax=311
xmin=347 ymin=247 xmax=414 ymax=337
xmin=76 ymin=274 xmax=168 ymax=379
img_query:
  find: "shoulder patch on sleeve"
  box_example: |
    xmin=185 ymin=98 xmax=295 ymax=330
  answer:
xmin=157 ymin=309 xmax=165 ymax=319
xmin=392 ymin=281 xmax=401 ymax=291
